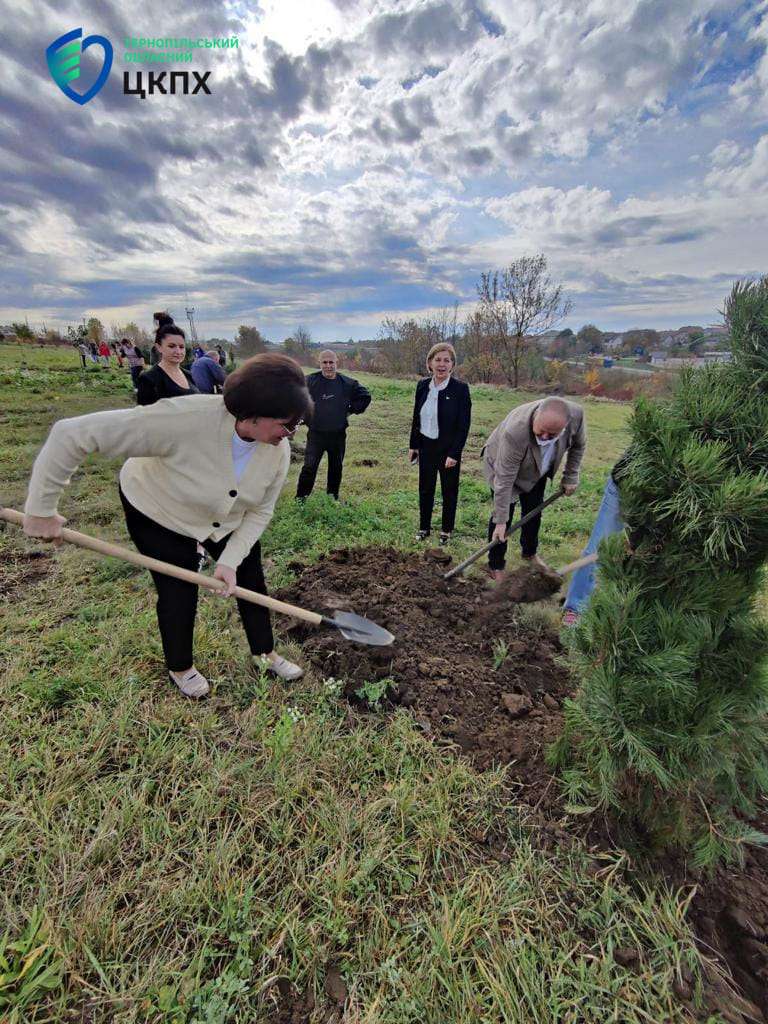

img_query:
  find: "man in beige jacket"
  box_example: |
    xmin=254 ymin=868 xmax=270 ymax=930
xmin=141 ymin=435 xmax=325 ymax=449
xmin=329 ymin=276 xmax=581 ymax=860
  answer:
xmin=482 ymin=397 xmax=586 ymax=578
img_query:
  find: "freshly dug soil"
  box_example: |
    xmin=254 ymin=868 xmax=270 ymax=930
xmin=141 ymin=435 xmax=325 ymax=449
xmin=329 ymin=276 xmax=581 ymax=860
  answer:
xmin=276 ymin=547 xmax=768 ymax=1023
xmin=280 ymin=546 xmax=572 ymax=786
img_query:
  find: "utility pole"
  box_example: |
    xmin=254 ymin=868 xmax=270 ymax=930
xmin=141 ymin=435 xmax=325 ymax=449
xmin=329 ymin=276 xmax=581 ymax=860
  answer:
xmin=185 ymin=304 xmax=199 ymax=344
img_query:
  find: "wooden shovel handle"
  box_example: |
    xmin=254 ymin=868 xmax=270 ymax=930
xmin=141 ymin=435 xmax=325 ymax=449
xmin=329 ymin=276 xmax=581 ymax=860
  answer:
xmin=556 ymin=552 xmax=599 ymax=576
xmin=0 ymin=508 xmax=323 ymax=627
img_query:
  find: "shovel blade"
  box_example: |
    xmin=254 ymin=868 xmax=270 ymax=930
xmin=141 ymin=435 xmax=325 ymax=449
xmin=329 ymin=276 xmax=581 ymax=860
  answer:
xmin=329 ymin=610 xmax=394 ymax=646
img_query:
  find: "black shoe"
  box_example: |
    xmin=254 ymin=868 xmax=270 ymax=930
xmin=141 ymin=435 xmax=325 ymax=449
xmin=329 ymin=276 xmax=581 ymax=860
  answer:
xmin=415 ymin=530 xmax=430 ymax=541
xmin=439 ymin=532 xmax=451 ymax=546
xmin=196 ymin=549 xmax=208 ymax=572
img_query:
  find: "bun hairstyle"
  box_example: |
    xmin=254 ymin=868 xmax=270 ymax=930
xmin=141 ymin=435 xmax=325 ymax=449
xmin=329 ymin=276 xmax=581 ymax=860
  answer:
xmin=153 ymin=311 xmax=185 ymax=346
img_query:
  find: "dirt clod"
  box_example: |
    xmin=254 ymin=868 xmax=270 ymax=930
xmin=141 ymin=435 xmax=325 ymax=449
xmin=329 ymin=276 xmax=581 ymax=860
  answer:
xmin=494 ymin=564 xmax=563 ymax=604
xmin=324 ymin=967 xmax=348 ymax=1006
xmin=614 ymin=945 xmax=640 ymax=967
xmin=501 ymin=693 xmax=532 ymax=718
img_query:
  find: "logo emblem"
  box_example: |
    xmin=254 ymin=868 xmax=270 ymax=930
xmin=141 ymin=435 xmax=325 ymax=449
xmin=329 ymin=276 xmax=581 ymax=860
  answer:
xmin=46 ymin=28 xmax=113 ymax=105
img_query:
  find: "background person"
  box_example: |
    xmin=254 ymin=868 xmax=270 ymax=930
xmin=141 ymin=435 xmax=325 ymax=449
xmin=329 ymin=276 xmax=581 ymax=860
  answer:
xmin=191 ymin=349 xmax=227 ymax=395
xmin=482 ymin=397 xmax=586 ymax=580
xmin=562 ymin=451 xmax=630 ymax=625
xmin=137 ymin=316 xmax=198 ymax=405
xmin=408 ymin=342 xmax=471 ymax=545
xmin=295 ymin=350 xmax=371 ymax=502
xmin=22 ymin=354 xmax=314 ymax=698
xmin=123 ymin=338 xmax=145 ymax=393
xmin=77 ymin=341 xmax=88 ymax=368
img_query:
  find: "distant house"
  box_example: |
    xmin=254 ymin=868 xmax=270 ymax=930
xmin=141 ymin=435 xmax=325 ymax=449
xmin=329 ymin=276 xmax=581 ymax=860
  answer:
xmin=650 ymin=351 xmax=668 ymax=366
xmin=694 ymin=351 xmax=733 ymax=368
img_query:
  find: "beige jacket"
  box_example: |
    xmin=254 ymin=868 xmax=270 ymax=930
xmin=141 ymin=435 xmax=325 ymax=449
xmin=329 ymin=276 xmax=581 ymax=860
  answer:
xmin=24 ymin=395 xmax=290 ymax=570
xmin=482 ymin=399 xmax=587 ymax=524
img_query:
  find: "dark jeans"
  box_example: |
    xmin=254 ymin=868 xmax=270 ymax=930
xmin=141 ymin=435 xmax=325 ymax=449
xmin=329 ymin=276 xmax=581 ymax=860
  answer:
xmin=488 ymin=475 xmax=548 ymax=570
xmin=417 ymin=436 xmax=461 ymax=533
xmin=120 ymin=491 xmax=273 ymax=671
xmin=130 ymin=365 xmax=143 ymax=389
xmin=296 ymin=429 xmax=346 ymax=499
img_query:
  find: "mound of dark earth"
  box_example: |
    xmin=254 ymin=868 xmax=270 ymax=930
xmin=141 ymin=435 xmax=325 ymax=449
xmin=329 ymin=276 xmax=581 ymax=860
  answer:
xmin=279 ymin=546 xmax=571 ymax=790
xmin=276 ymin=546 xmax=768 ymax=1023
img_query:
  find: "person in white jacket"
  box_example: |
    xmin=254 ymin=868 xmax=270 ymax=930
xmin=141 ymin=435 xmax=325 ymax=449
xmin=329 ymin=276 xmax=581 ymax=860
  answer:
xmin=23 ymin=354 xmax=314 ymax=699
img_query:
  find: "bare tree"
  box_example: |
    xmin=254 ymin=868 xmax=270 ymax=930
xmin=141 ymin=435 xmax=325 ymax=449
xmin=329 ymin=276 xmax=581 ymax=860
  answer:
xmin=477 ymin=254 xmax=572 ymax=388
xmin=292 ymin=325 xmax=311 ymax=352
xmin=461 ymin=310 xmax=500 ymax=382
xmin=378 ymin=316 xmax=434 ymax=375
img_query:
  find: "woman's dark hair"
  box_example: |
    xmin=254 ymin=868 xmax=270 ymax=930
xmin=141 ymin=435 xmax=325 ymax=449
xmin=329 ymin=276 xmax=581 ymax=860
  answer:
xmin=153 ymin=312 xmax=185 ymax=346
xmin=223 ymin=353 xmax=313 ymax=425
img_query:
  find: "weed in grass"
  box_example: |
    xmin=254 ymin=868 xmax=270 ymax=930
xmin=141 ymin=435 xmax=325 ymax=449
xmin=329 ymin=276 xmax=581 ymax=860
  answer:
xmin=0 ymin=910 xmax=64 ymax=1018
xmin=265 ymin=706 xmax=302 ymax=758
xmin=355 ymin=676 xmax=396 ymax=710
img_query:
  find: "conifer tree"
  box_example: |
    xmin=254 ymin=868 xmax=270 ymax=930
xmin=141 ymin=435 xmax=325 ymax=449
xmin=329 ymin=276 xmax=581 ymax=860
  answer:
xmin=550 ymin=277 xmax=768 ymax=866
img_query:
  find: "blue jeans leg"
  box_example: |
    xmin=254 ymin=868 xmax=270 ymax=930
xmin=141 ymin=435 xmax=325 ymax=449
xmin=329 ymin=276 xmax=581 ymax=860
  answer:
xmin=564 ymin=476 xmax=623 ymax=614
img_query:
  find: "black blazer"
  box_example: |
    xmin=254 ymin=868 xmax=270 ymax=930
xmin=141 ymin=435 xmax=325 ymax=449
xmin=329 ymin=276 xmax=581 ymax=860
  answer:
xmin=409 ymin=377 xmax=472 ymax=460
xmin=136 ymin=365 xmax=198 ymax=405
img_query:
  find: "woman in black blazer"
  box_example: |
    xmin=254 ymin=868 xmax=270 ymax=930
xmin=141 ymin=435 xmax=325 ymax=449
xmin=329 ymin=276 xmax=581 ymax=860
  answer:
xmin=136 ymin=314 xmax=198 ymax=406
xmin=408 ymin=342 xmax=472 ymax=544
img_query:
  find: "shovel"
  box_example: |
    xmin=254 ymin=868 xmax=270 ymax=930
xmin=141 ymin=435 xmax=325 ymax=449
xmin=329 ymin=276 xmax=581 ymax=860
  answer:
xmin=443 ymin=490 xmax=565 ymax=579
xmin=0 ymin=508 xmax=394 ymax=646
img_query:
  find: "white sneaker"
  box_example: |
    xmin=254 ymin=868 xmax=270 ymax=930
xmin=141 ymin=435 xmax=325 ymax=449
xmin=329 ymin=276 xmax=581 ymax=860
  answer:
xmin=253 ymin=654 xmax=304 ymax=681
xmin=168 ymin=667 xmax=210 ymax=699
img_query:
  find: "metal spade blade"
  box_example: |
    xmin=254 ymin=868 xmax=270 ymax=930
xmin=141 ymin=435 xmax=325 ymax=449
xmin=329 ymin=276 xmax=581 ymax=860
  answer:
xmin=322 ymin=610 xmax=395 ymax=646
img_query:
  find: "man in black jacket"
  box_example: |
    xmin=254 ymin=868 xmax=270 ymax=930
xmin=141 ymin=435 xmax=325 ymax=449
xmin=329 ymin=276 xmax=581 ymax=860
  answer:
xmin=295 ymin=350 xmax=371 ymax=501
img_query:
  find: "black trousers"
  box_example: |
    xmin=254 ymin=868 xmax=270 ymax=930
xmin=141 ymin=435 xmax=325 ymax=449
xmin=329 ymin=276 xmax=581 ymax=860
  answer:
xmin=417 ymin=436 xmax=461 ymax=533
xmin=296 ymin=429 xmax=346 ymax=499
xmin=487 ymin=475 xmax=548 ymax=570
xmin=120 ymin=491 xmax=273 ymax=671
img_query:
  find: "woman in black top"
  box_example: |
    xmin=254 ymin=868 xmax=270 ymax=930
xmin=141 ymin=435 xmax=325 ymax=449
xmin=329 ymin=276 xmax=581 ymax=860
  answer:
xmin=408 ymin=342 xmax=471 ymax=545
xmin=137 ymin=316 xmax=198 ymax=405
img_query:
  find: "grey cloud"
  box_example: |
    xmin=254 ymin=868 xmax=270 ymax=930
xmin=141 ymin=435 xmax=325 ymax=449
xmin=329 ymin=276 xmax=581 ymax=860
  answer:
xmin=593 ymin=216 xmax=665 ymax=244
xmin=371 ymin=1 xmax=483 ymax=59
xmin=586 ymin=217 xmax=714 ymax=248
xmin=658 ymin=230 xmax=709 ymax=244
xmin=464 ymin=146 xmax=493 ymax=166
xmin=461 ymin=55 xmax=512 ymax=119
xmin=370 ymin=94 xmax=438 ymax=145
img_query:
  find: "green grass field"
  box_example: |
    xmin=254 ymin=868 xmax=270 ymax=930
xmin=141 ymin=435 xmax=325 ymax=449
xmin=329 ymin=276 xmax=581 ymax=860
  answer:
xmin=0 ymin=344 xmax=721 ymax=1022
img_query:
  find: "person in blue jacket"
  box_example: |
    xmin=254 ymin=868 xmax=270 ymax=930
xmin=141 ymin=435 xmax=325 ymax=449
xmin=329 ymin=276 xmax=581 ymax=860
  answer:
xmin=408 ymin=342 xmax=472 ymax=545
xmin=295 ymin=351 xmax=371 ymax=501
xmin=191 ymin=350 xmax=227 ymax=394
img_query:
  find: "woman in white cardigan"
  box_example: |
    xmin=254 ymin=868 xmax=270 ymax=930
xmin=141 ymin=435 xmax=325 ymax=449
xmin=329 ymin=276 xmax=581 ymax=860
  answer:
xmin=23 ymin=354 xmax=314 ymax=698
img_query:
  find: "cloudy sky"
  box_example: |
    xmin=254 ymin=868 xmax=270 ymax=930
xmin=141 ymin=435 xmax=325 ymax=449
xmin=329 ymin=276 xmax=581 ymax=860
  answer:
xmin=0 ymin=0 xmax=765 ymax=342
